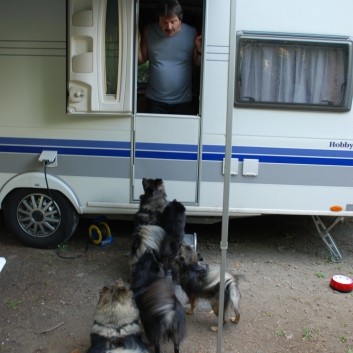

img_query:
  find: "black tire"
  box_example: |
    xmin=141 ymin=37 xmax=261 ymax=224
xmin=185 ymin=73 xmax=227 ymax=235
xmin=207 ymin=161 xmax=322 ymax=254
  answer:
xmin=4 ymin=188 xmax=79 ymax=249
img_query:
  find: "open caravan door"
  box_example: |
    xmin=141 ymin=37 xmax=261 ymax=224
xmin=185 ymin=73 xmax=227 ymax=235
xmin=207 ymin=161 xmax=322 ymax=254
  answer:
xmin=133 ymin=0 xmax=203 ymax=204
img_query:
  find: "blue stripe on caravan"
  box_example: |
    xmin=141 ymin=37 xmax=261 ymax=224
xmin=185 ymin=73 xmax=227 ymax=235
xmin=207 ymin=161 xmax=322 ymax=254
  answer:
xmin=203 ymin=153 xmax=353 ymax=165
xmin=136 ymin=142 xmax=198 ymax=152
xmin=239 ymin=154 xmax=353 ymax=166
xmin=203 ymin=144 xmax=353 ymax=158
xmin=0 ymin=145 xmax=130 ymax=157
xmin=202 ymin=145 xmax=353 ymax=166
xmin=2 ymin=137 xmax=353 ymax=166
xmin=0 ymin=137 xmax=130 ymax=149
xmin=202 ymin=145 xmax=225 ymax=153
xmin=0 ymin=137 xmax=131 ymax=157
xmin=135 ymin=142 xmax=198 ymax=160
xmin=233 ymin=146 xmax=353 ymax=158
xmin=135 ymin=150 xmax=197 ymax=160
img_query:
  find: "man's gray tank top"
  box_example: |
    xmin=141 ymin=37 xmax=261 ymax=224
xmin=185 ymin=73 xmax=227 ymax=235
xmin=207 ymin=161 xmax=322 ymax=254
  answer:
xmin=145 ymin=22 xmax=196 ymax=104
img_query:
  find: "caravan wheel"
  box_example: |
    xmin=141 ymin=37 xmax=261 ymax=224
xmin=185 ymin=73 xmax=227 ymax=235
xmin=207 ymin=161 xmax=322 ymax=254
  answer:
xmin=4 ymin=188 xmax=79 ymax=249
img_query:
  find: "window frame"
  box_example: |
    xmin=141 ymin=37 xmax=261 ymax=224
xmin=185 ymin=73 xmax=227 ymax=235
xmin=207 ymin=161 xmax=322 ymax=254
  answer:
xmin=234 ymin=31 xmax=353 ymax=112
xmin=67 ymin=0 xmax=133 ymax=115
xmin=104 ymin=0 xmax=121 ymax=99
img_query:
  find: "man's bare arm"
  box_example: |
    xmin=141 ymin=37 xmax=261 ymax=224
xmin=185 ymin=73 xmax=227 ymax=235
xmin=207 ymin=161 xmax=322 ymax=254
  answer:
xmin=138 ymin=28 xmax=148 ymax=64
xmin=193 ymin=34 xmax=202 ymax=66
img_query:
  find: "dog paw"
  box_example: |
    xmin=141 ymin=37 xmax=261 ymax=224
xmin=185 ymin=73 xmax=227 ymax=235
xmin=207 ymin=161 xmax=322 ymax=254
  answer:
xmin=230 ymin=315 xmax=240 ymax=324
xmin=210 ymin=325 xmax=218 ymax=332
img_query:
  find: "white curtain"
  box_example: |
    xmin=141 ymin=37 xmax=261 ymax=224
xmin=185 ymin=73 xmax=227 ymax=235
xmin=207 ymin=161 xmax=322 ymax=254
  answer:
xmin=239 ymin=42 xmax=346 ymax=106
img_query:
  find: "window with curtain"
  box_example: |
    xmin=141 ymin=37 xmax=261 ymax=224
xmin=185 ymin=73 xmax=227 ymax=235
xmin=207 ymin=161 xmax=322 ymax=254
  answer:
xmin=235 ymin=32 xmax=353 ymax=111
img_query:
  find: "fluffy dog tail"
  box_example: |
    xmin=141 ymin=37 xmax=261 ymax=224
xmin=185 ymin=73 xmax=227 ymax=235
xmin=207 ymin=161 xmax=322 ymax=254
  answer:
xmin=205 ymin=265 xmax=241 ymax=322
xmin=224 ymin=277 xmax=241 ymax=322
xmin=129 ymin=225 xmax=166 ymax=267
xmin=203 ymin=265 xmax=235 ymax=288
xmin=137 ymin=279 xmax=186 ymax=352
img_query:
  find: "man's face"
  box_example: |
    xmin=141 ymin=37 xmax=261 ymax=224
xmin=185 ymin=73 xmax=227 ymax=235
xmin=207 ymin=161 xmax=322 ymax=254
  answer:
xmin=158 ymin=15 xmax=181 ymax=36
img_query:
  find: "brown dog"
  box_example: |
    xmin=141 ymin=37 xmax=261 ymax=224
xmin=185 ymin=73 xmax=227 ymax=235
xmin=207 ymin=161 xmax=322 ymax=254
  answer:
xmin=87 ymin=279 xmax=149 ymax=353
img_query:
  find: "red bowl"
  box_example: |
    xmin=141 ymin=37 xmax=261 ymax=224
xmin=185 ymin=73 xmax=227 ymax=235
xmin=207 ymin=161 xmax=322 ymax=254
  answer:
xmin=330 ymin=275 xmax=353 ymax=293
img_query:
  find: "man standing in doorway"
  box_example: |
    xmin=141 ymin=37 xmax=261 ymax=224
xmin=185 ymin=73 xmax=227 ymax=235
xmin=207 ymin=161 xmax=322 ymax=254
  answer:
xmin=138 ymin=0 xmax=202 ymax=115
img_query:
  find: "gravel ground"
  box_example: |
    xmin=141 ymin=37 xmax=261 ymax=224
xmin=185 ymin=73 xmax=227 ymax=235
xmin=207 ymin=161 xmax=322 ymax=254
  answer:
xmin=1 ymin=212 xmax=353 ymax=353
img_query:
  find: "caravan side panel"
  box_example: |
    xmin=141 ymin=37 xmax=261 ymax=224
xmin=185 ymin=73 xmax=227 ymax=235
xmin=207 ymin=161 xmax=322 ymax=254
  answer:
xmin=0 ymin=0 xmax=134 ymax=215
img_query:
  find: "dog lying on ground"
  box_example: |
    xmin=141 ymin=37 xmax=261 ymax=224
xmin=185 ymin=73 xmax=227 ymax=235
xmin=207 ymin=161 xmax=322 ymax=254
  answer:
xmin=130 ymin=251 xmax=186 ymax=353
xmin=175 ymin=244 xmax=241 ymax=332
xmin=86 ymin=278 xmax=149 ymax=353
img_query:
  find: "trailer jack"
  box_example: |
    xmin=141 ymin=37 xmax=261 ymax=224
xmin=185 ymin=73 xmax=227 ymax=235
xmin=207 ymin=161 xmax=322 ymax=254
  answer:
xmin=312 ymin=216 xmax=344 ymax=262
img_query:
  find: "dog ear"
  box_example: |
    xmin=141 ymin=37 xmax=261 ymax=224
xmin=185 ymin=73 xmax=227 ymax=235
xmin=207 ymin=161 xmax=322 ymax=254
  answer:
xmin=156 ymin=178 xmax=163 ymax=186
xmin=99 ymin=286 xmax=110 ymax=296
xmin=115 ymin=278 xmax=124 ymax=285
xmin=142 ymin=178 xmax=148 ymax=191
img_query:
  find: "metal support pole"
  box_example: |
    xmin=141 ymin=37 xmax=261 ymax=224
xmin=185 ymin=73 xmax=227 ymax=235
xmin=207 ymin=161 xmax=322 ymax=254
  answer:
xmin=216 ymin=1 xmax=237 ymax=352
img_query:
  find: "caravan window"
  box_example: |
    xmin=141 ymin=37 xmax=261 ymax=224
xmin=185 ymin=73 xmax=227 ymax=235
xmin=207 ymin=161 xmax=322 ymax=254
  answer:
xmin=67 ymin=0 xmax=133 ymax=114
xmin=105 ymin=0 xmax=120 ymax=97
xmin=235 ymin=32 xmax=353 ymax=111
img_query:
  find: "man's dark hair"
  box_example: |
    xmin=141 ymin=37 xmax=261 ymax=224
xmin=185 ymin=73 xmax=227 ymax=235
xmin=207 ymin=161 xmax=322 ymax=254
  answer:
xmin=156 ymin=0 xmax=183 ymax=21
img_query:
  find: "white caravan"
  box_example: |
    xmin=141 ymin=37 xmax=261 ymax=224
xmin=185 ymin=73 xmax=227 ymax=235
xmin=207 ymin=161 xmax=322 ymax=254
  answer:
xmin=0 ymin=0 xmax=353 ymax=260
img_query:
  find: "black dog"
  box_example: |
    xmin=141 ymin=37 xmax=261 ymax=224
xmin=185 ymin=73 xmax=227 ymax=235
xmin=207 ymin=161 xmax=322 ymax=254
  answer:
xmin=129 ymin=199 xmax=186 ymax=275
xmin=130 ymin=178 xmax=169 ymax=269
xmin=130 ymin=251 xmax=186 ymax=353
xmin=157 ymin=199 xmax=186 ymax=274
xmin=133 ymin=178 xmax=168 ymax=229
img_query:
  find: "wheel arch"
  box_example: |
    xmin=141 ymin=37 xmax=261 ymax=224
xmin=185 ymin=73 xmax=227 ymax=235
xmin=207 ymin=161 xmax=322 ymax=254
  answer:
xmin=0 ymin=172 xmax=82 ymax=214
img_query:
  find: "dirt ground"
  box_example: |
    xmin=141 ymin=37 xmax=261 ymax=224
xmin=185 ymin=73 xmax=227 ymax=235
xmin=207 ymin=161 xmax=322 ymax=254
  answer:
xmin=1 ymin=211 xmax=353 ymax=353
